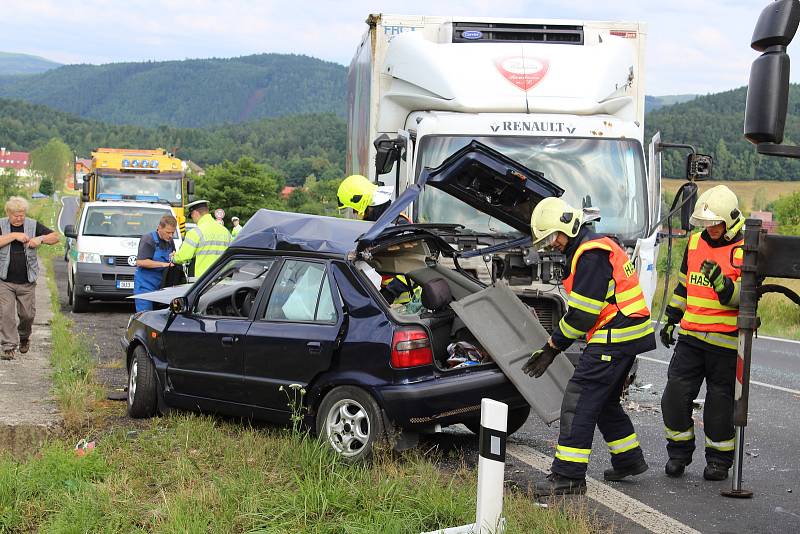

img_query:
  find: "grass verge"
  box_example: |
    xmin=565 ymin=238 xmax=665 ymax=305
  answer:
xmin=0 ymin=415 xmax=600 ymax=533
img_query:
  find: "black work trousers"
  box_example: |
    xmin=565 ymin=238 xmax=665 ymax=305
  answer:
xmin=661 ymin=338 xmax=736 ymax=467
xmin=551 ymin=344 xmax=645 ymax=479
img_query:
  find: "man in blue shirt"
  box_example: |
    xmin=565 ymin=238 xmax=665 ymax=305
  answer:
xmin=133 ymin=214 xmax=177 ymax=312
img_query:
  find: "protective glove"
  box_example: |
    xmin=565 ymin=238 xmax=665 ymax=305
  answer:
xmin=701 ymin=260 xmax=726 ymax=293
xmin=522 ymin=343 xmax=560 ymax=378
xmin=660 ymin=322 xmax=676 ymax=348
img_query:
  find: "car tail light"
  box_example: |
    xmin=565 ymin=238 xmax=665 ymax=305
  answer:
xmin=391 ymin=328 xmax=433 ymax=368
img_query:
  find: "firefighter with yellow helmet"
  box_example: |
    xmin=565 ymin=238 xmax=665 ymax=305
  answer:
xmin=525 ymin=197 xmax=655 ymax=496
xmin=660 ymin=185 xmax=744 ymax=481
xmin=337 ymin=175 xmax=415 ymax=304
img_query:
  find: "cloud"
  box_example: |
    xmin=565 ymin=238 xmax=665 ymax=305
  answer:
xmin=0 ymin=0 xmax=784 ymax=95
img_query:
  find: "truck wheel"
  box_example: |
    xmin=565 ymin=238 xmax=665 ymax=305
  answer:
xmin=127 ymin=345 xmax=157 ymax=418
xmin=316 ymin=386 xmax=385 ymax=462
xmin=465 ymin=405 xmax=530 ymax=436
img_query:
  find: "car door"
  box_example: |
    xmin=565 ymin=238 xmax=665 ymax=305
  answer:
xmin=242 ymin=259 xmax=343 ymax=411
xmin=164 ymin=256 xmax=278 ymax=403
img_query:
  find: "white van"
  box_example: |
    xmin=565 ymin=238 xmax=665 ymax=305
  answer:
xmin=64 ymin=201 xmax=182 ymax=312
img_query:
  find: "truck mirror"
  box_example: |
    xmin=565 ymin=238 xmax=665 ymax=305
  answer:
xmin=679 ymin=185 xmax=698 ymax=232
xmin=186 ymin=179 xmax=195 ymax=196
xmin=686 ymin=153 xmax=712 ymax=181
xmin=81 ymin=180 xmax=90 ymax=201
xmin=63 ymin=225 xmax=77 ymax=239
xmin=744 ymin=0 xmax=800 ymax=145
xmin=373 ymin=134 xmax=402 ymax=176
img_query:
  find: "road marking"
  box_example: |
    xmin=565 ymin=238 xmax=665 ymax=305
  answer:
xmin=638 ymin=356 xmax=800 ymax=396
xmin=756 ymin=335 xmax=800 ymax=345
xmin=507 ymin=444 xmax=701 ymax=534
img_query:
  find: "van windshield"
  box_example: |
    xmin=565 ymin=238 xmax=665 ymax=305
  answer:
xmin=82 ymin=206 xmax=175 ymax=238
xmin=416 ymin=136 xmax=648 ymax=240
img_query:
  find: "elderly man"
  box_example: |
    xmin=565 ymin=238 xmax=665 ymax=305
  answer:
xmin=0 ymin=196 xmax=59 ymax=360
xmin=133 ymin=214 xmax=178 ymax=312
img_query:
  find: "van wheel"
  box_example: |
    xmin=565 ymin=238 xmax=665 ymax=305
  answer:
xmin=66 ymin=279 xmax=73 ymax=306
xmin=465 ymin=405 xmax=530 ymax=436
xmin=127 ymin=345 xmax=157 ymax=418
xmin=316 ymin=386 xmax=385 ymax=462
xmin=71 ymin=293 xmax=89 ymax=313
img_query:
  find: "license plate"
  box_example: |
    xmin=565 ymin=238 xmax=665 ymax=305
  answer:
xmin=116 ymin=281 xmax=134 ymax=289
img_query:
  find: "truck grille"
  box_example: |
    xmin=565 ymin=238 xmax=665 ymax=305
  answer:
xmin=453 ymin=22 xmax=583 ymax=44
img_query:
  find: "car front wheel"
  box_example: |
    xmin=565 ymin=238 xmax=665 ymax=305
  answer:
xmin=127 ymin=345 xmax=157 ymax=418
xmin=316 ymin=386 xmax=385 ymax=462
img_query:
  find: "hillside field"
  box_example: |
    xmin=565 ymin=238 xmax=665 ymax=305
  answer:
xmin=661 ymin=178 xmax=800 ymax=212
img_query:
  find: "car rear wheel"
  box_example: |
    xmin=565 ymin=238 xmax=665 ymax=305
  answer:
xmin=464 ymin=405 xmax=530 ymax=436
xmin=316 ymin=386 xmax=385 ymax=462
xmin=127 ymin=345 xmax=157 ymax=418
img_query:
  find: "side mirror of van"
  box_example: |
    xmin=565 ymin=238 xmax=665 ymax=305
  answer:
xmin=170 ymin=296 xmax=187 ymax=314
xmin=64 ymin=225 xmax=77 ymax=239
xmin=686 ymin=153 xmax=712 ymax=181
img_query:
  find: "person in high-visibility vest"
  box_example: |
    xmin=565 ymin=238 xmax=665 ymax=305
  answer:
xmin=524 ymin=197 xmax=655 ymax=496
xmin=660 ymin=185 xmax=744 ymax=481
xmin=230 ymin=216 xmax=242 ymax=238
xmin=172 ymin=200 xmax=231 ymax=278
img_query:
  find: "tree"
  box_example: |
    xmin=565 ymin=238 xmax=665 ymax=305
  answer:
xmin=195 ymin=157 xmax=284 ymax=222
xmin=0 ymin=168 xmax=22 ymax=200
xmin=38 ymin=176 xmax=54 ymax=196
xmin=29 ymin=138 xmax=72 ymax=192
xmin=773 ymin=191 xmax=800 ymax=235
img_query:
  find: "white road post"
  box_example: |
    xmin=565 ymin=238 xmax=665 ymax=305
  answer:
xmin=421 ymin=398 xmax=508 ymax=534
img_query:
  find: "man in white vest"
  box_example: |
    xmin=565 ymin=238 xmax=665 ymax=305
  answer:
xmin=0 ymin=196 xmax=59 ymax=360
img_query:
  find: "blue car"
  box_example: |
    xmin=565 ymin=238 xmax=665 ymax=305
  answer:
xmin=123 ymin=141 xmax=566 ymax=460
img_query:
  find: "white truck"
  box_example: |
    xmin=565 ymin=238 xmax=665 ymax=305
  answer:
xmin=347 ymin=14 xmax=685 ymax=342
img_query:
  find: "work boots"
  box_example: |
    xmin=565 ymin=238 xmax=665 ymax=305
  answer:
xmin=603 ymin=458 xmax=649 ymax=481
xmin=703 ymin=462 xmax=730 ymax=481
xmin=533 ymin=473 xmax=587 ymax=496
xmin=19 ymin=339 xmax=29 ymax=354
xmin=665 ymin=458 xmax=690 ymax=477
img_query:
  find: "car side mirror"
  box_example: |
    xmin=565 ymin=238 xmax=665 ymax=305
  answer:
xmin=686 ymin=153 xmax=712 ymax=181
xmin=170 ymin=296 xmax=187 ymax=314
xmin=81 ymin=180 xmax=90 ymax=201
xmin=64 ymin=225 xmax=77 ymax=239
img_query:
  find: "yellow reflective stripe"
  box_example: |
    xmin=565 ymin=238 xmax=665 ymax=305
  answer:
xmin=571 ymin=241 xmax=612 ymax=273
xmin=616 ymin=285 xmax=643 ymax=303
xmin=705 ymin=436 xmax=735 ymax=452
xmin=196 ymin=249 xmax=227 ymax=256
xmin=683 ymin=311 xmax=737 ymax=326
xmin=678 ymin=328 xmax=738 ymax=350
xmin=669 ymin=293 xmax=687 ymax=311
xmin=688 ymin=232 xmax=702 ymax=250
xmin=664 ymin=426 xmax=695 ymax=442
xmin=589 ymin=322 xmax=654 ymax=344
xmin=686 ymin=295 xmax=736 ymax=311
xmin=734 ymin=248 xmax=743 ymax=260
xmin=555 ymin=445 xmax=591 ymax=463
xmin=559 ymin=317 xmax=585 ymax=339
xmin=568 ymin=291 xmax=603 ymax=314
xmin=606 ymin=280 xmax=615 ymax=299
xmin=618 ymin=297 xmax=648 ymax=316
xmin=677 ymin=276 xmax=686 ymax=287
xmin=607 ymin=433 xmax=640 ymax=454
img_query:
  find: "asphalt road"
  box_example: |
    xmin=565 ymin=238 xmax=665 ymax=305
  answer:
xmin=58 ymin=196 xmax=79 ymax=233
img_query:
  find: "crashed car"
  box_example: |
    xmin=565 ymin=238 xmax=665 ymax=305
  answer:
xmin=122 ymin=141 xmax=572 ymax=460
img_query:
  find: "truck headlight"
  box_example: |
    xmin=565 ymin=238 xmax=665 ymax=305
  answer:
xmin=77 ymin=252 xmax=102 ymax=264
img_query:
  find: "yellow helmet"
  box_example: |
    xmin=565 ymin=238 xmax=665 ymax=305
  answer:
xmin=337 ymin=175 xmax=378 ymax=217
xmin=530 ymin=197 xmax=583 ymax=245
xmin=690 ymin=185 xmax=744 ymax=240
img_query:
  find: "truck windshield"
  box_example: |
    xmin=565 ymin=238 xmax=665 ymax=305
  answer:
xmin=416 ymin=136 xmax=648 ymax=240
xmin=82 ymin=206 xmax=174 ymax=238
xmin=96 ymin=174 xmax=182 ymax=206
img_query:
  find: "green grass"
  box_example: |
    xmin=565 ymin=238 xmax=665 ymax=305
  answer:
xmin=0 ymin=415 xmax=598 ymax=533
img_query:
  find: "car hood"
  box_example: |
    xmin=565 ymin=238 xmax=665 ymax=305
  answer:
xmin=357 ymin=140 xmax=564 ymax=251
xmin=127 ymin=283 xmax=192 ymax=304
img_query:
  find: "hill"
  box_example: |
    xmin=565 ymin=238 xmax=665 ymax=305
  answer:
xmin=0 ymin=54 xmax=346 ymax=127
xmin=645 ymin=85 xmax=800 ymax=181
xmin=0 ymin=52 xmax=61 ymax=75
xmin=644 ymin=94 xmax=697 ymax=113
xmin=0 ymin=98 xmax=345 ymax=186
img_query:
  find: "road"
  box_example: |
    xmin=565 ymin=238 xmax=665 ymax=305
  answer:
xmin=58 ymin=196 xmax=79 ymax=233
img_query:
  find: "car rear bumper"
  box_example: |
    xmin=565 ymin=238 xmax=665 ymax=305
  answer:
xmin=375 ymin=367 xmax=528 ymax=429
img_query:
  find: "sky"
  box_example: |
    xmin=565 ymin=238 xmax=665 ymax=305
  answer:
xmin=1 ymin=0 xmax=777 ymax=95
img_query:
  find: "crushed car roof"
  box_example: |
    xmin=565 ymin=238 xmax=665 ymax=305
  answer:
xmin=232 ymin=209 xmax=372 ymax=254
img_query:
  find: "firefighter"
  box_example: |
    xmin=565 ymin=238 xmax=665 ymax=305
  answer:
xmin=172 ymin=200 xmax=231 ymax=278
xmin=337 ymin=175 xmax=416 ymax=304
xmin=524 ymin=197 xmax=655 ymax=496
xmin=660 ymin=185 xmax=744 ymax=481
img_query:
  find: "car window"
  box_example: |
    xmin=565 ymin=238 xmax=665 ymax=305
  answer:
xmin=194 ymin=258 xmax=276 ymax=318
xmin=264 ymin=260 xmax=336 ymax=322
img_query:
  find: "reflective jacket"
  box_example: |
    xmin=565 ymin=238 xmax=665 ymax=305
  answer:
xmin=173 ymin=213 xmax=231 ymax=277
xmin=560 ymin=236 xmax=652 ymax=345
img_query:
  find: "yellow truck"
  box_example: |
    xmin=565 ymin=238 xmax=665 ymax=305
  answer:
xmin=80 ymin=148 xmax=195 ymax=235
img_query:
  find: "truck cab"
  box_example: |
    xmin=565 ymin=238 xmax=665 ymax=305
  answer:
xmin=64 ymin=201 xmax=182 ymax=312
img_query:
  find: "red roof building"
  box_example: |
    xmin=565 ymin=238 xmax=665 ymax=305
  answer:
xmin=0 ymin=147 xmax=29 ymax=171
xmin=281 ymin=186 xmax=297 ymax=199
xmin=750 ymin=210 xmax=778 ymax=233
